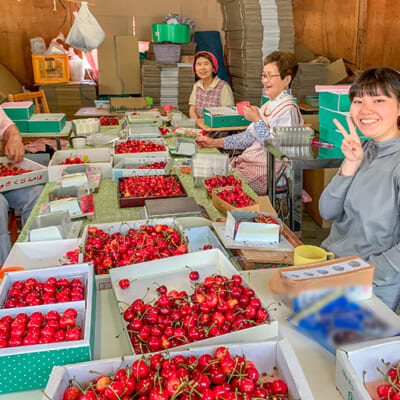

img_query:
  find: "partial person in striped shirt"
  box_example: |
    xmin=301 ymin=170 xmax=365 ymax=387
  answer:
xmin=195 ymin=51 xmax=303 ymax=195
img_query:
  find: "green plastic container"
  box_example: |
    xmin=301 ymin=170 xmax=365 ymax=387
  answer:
xmin=13 ymin=120 xmax=29 ymax=133
xmin=1 ymin=101 xmax=34 ymax=120
xmin=319 ymin=91 xmax=351 ymax=111
xmin=28 ymin=113 xmax=66 ymax=133
xmin=203 ymin=108 xmax=250 ymax=128
xmin=152 ymin=24 xmax=190 ymax=43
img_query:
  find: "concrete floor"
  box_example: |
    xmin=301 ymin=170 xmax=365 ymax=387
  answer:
xmin=300 ymin=211 xmax=331 ymax=246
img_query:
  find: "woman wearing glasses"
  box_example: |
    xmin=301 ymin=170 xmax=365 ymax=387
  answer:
xmin=195 ymin=51 xmax=303 ymax=195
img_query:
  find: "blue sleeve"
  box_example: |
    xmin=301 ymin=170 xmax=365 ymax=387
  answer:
xmin=222 ymin=120 xmax=272 ymax=150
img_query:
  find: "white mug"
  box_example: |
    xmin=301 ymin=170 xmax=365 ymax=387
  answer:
xmin=71 ymin=136 xmax=87 ymax=149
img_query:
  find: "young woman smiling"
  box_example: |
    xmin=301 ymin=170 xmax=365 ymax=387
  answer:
xmin=189 ymin=51 xmax=234 ymax=119
xmin=195 ymin=51 xmax=303 ymax=195
xmin=319 ymin=67 xmax=400 ymax=311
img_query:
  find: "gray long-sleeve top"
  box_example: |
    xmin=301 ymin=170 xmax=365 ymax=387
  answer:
xmin=319 ymin=137 xmax=400 ymax=287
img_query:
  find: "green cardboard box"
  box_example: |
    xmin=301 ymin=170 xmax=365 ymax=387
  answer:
xmin=203 ymin=107 xmax=250 ymax=128
xmin=28 ymin=113 xmax=66 ymax=133
xmin=319 ymin=107 xmax=366 ymax=137
xmin=319 ymin=92 xmax=351 ymax=111
xmin=0 ymin=263 xmax=96 ymax=394
xmin=1 ymin=101 xmax=34 ymax=120
xmin=152 ymin=24 xmax=190 ymax=43
xmin=13 ymin=120 xmax=29 ymax=133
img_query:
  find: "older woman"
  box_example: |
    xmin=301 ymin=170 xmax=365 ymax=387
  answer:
xmin=189 ymin=51 xmax=234 ymax=119
xmin=195 ymin=51 xmax=303 ymax=195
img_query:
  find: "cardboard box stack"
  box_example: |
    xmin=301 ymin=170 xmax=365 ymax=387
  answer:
xmin=142 ymin=61 xmax=194 ymax=114
xmin=40 ymin=82 xmax=97 ymax=120
xmin=219 ymin=0 xmax=295 ymax=106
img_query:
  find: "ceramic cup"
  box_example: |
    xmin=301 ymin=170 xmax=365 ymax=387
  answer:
xmin=293 ymin=245 xmax=335 ymax=265
xmin=236 ymin=101 xmax=250 ymax=115
xmin=71 ymin=135 xmax=87 ymax=149
xmin=163 ymin=104 xmax=173 ymax=113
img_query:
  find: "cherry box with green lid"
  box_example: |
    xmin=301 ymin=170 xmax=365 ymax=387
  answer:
xmin=152 ymin=24 xmax=190 ymax=43
xmin=319 ymin=91 xmax=351 ymax=111
xmin=0 ymin=263 xmax=96 ymax=394
xmin=203 ymin=107 xmax=251 ymax=128
xmin=27 ymin=113 xmax=66 ymax=133
xmin=1 ymin=101 xmax=34 ymax=120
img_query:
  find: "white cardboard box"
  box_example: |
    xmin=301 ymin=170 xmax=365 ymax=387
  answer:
xmin=48 ymin=148 xmax=113 ymax=181
xmin=112 ymin=156 xmax=173 ymax=181
xmin=0 ymin=157 xmax=48 ymax=192
xmin=0 ymin=263 xmax=96 ymax=394
xmin=113 ymin=138 xmax=169 ymax=163
xmin=225 ymin=210 xmax=282 ymax=244
xmin=109 ymin=248 xmax=278 ymax=353
xmin=336 ymin=337 xmax=400 ymax=400
xmin=3 ymin=239 xmax=81 ymax=269
xmin=41 ymin=339 xmax=314 ymax=400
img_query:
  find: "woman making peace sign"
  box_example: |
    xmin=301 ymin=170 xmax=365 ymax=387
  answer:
xmin=319 ymin=67 xmax=400 ymax=311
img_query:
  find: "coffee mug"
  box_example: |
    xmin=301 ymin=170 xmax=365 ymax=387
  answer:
xmin=236 ymin=101 xmax=250 ymax=116
xmin=71 ymin=136 xmax=87 ymax=149
xmin=293 ymin=245 xmax=335 ymax=265
xmin=163 ymin=105 xmax=173 ymax=113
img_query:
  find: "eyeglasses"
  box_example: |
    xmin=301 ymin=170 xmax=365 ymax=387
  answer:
xmin=261 ymin=73 xmax=281 ymax=80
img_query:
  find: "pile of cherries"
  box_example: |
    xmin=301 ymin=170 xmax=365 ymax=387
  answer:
xmin=4 ymin=277 xmax=85 ymax=308
xmin=373 ymin=361 xmax=400 ymax=400
xmin=119 ymin=175 xmax=185 ymax=199
xmin=61 ymin=157 xmax=85 ymax=165
xmin=75 ymin=225 xmax=187 ymax=275
xmin=253 ymin=214 xmax=280 ymax=225
xmin=60 ymin=347 xmax=289 ymax=400
xmin=0 ymin=308 xmax=81 ymax=348
xmin=204 ymin=175 xmax=242 ymax=195
xmin=121 ymin=273 xmax=270 ymax=355
xmin=138 ymin=161 xmax=167 ymax=170
xmin=100 ymin=116 xmax=119 ymax=126
xmin=215 ymin=187 xmax=255 ymax=208
xmin=0 ymin=162 xmax=32 ymax=176
xmin=115 ymin=139 xmax=166 ymax=154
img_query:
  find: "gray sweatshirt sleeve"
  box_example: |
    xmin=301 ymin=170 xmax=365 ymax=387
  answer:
xmin=319 ymin=172 xmax=354 ymax=220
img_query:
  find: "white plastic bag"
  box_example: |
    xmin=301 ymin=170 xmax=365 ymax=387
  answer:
xmin=66 ymin=2 xmax=105 ymax=53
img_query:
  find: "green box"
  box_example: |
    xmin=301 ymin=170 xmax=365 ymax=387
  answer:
xmin=318 ymin=145 xmax=344 ymax=159
xmin=13 ymin=120 xmax=29 ymax=133
xmin=28 ymin=113 xmax=66 ymax=133
xmin=152 ymin=24 xmax=190 ymax=43
xmin=319 ymin=126 xmax=370 ymax=151
xmin=1 ymin=101 xmax=34 ymax=120
xmin=319 ymin=92 xmax=351 ymax=111
xmin=203 ymin=107 xmax=251 ymax=128
xmin=319 ymin=107 xmax=367 ymax=138
xmin=0 ymin=263 xmax=96 ymax=394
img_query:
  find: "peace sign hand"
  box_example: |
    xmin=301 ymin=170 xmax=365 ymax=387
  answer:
xmin=334 ymin=116 xmax=364 ymax=176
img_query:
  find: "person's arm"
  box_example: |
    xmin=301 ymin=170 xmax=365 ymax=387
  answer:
xmin=222 ymin=126 xmax=256 ymax=150
xmin=319 ymin=172 xmax=354 ymax=220
xmin=189 ymin=105 xmax=199 ymax=119
xmin=3 ymin=124 xmax=25 ymax=163
xmin=219 ymin=84 xmax=235 ymax=107
xmin=195 ymin=136 xmax=224 ymax=148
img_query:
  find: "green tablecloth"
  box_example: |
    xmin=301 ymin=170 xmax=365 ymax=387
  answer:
xmin=17 ymin=139 xmax=254 ymax=242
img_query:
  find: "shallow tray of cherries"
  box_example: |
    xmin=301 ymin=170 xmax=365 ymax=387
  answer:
xmin=204 ymin=175 xmax=242 ymax=195
xmin=215 ymin=186 xmax=255 ymax=208
xmin=369 ymin=360 xmax=400 ymax=400
xmin=61 ymin=157 xmax=85 ymax=165
xmin=59 ymin=347 xmax=289 ymax=400
xmin=119 ymin=175 xmax=185 ymax=199
xmin=115 ymin=139 xmax=166 ymax=154
xmin=138 ymin=161 xmax=167 ymax=170
xmin=100 ymin=116 xmax=120 ymax=126
xmin=0 ymin=162 xmax=32 ymax=177
xmin=66 ymin=225 xmax=187 ymax=275
xmin=118 ymin=273 xmax=270 ymax=355
xmin=0 ymin=308 xmax=81 ymax=348
xmin=3 ymin=277 xmax=85 ymax=308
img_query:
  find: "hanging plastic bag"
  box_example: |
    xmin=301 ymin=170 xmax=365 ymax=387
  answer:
xmin=66 ymin=2 xmax=105 ymax=53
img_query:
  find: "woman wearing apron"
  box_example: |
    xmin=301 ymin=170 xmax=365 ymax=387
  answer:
xmin=195 ymin=51 xmax=303 ymax=195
